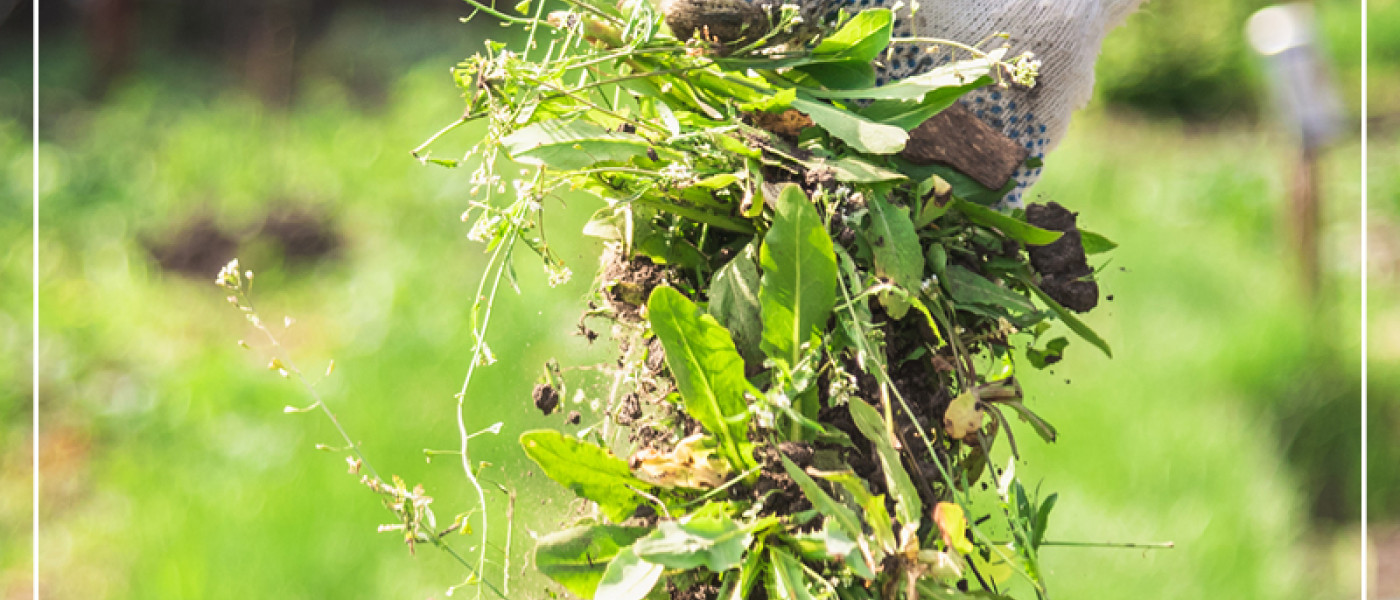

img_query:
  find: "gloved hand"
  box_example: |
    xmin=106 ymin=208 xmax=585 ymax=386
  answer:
xmin=868 ymin=0 xmax=1148 ymax=206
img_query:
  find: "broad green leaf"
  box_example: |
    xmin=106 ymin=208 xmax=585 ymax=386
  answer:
xmin=794 ymin=60 xmax=878 ymax=90
xmin=632 ymin=512 xmax=750 ymax=572
xmin=520 ymin=430 xmax=649 ymax=522
xmin=534 ymin=525 xmax=651 ymax=599
xmin=865 ymin=195 xmax=924 ymax=319
xmin=739 ymin=87 xmax=798 ymax=112
xmin=709 ymin=243 xmax=764 ymax=362
xmin=594 ymin=546 xmax=664 ymax=600
xmin=942 ymin=265 xmax=1036 ymax=313
xmin=1019 ymin=277 xmax=1113 ymax=358
xmin=812 ymin=9 xmax=893 ymax=62
xmin=501 ymin=120 xmax=651 ymax=170
xmin=790 ymin=95 xmax=908 ymax=154
xmin=767 ymin=548 xmax=818 ymax=600
xmin=780 ymin=455 xmax=863 ymax=540
xmin=847 ymin=400 xmax=922 ymax=527
xmin=648 ymin=286 xmax=757 ymax=470
xmin=951 ymin=198 xmax=1063 ymax=246
xmin=827 ymin=57 xmax=994 ymax=99
xmin=855 ymin=76 xmax=991 ymax=130
xmin=1080 ymin=230 xmax=1118 ymax=254
xmin=759 ymin=184 xmax=838 ymax=367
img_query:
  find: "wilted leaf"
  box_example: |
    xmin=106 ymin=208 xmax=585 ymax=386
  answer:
xmin=520 ymin=430 xmax=650 ymax=522
xmin=534 ymin=525 xmax=651 ymax=599
xmin=943 ymin=391 xmax=983 ymax=440
xmin=648 ymin=286 xmax=757 ymax=470
xmin=933 ymin=502 xmax=974 ymax=555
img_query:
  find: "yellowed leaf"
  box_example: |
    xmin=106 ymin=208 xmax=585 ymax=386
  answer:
xmin=943 ymin=391 xmax=983 ymax=441
xmin=933 ymin=502 xmax=974 ymax=555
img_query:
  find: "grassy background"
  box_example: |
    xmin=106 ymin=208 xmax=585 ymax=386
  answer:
xmin=8 ymin=0 xmax=1387 ymax=597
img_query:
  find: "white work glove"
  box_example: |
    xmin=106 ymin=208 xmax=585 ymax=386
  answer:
xmin=865 ymin=0 xmax=1148 ymax=206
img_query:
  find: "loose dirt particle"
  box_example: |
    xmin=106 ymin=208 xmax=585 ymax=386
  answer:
xmin=532 ymin=383 xmax=559 ymax=416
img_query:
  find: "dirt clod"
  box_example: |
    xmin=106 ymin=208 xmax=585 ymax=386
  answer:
xmin=599 ymin=245 xmax=669 ymax=323
xmin=1026 ymin=202 xmax=1099 ymax=313
xmin=566 ymin=410 xmax=581 ymax=425
xmin=532 ymin=383 xmax=559 ymax=416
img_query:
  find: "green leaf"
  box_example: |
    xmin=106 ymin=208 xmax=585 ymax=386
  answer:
xmin=951 ymin=198 xmax=1063 ymax=246
xmin=501 ymin=120 xmax=651 ymax=170
xmin=999 ymin=399 xmax=1058 ymax=443
xmin=890 ymin=158 xmax=1016 ymax=206
xmin=1033 ymin=493 xmax=1058 ymax=548
xmin=812 ymin=9 xmax=893 ymax=62
xmin=767 ymin=548 xmax=818 ymax=600
xmin=632 ymin=512 xmax=750 ymax=572
xmin=855 ymin=76 xmax=991 ymax=130
xmin=1079 ymin=230 xmax=1118 ymax=254
xmin=818 ymin=57 xmax=995 ymax=100
xmin=759 ymin=184 xmax=838 ymax=366
xmin=793 ymin=60 xmax=878 ymax=91
xmin=780 ymin=455 xmax=863 ymax=540
xmin=942 ymin=265 xmax=1036 ymax=313
xmin=865 ymin=195 xmax=924 ymax=319
xmin=534 ymin=525 xmax=651 ymax=599
xmin=647 ymin=286 xmax=757 ymax=470
xmin=1019 ymin=277 xmax=1113 ymax=358
xmin=816 ymin=470 xmax=896 ymax=555
xmin=790 ymin=95 xmax=908 ymax=154
xmin=1025 ymin=336 xmax=1068 ymax=369
xmin=709 ymin=243 xmax=764 ymax=362
xmin=816 ymin=156 xmax=908 ymax=183
xmin=520 ymin=431 xmax=650 ymax=522
xmin=594 ymin=546 xmax=664 ymax=600
xmin=846 ymin=400 xmax=922 ymax=527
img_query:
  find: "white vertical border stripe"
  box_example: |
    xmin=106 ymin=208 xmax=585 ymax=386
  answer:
xmin=31 ymin=0 xmax=40 ymax=597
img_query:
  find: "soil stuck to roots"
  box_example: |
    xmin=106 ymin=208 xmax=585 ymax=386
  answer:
xmin=599 ymin=245 xmax=670 ymax=322
xmin=1026 ymin=202 xmax=1099 ymax=312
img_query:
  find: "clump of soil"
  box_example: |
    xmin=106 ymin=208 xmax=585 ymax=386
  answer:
xmin=1025 ymin=202 xmax=1098 ymax=312
xmin=532 ymin=383 xmax=559 ymax=415
xmin=599 ymin=244 xmax=670 ymax=322
xmin=749 ymin=441 xmax=816 ymax=519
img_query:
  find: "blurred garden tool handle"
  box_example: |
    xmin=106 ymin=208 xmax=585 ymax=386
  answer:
xmin=1247 ymin=4 xmax=1344 ymax=302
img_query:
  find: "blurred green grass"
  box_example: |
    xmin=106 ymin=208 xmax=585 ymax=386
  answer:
xmin=13 ymin=2 xmax=1381 ymax=598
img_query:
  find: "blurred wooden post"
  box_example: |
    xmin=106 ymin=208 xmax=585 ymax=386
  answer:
xmin=1247 ymin=3 xmax=1341 ymax=304
xmin=1293 ymin=145 xmax=1321 ymax=301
